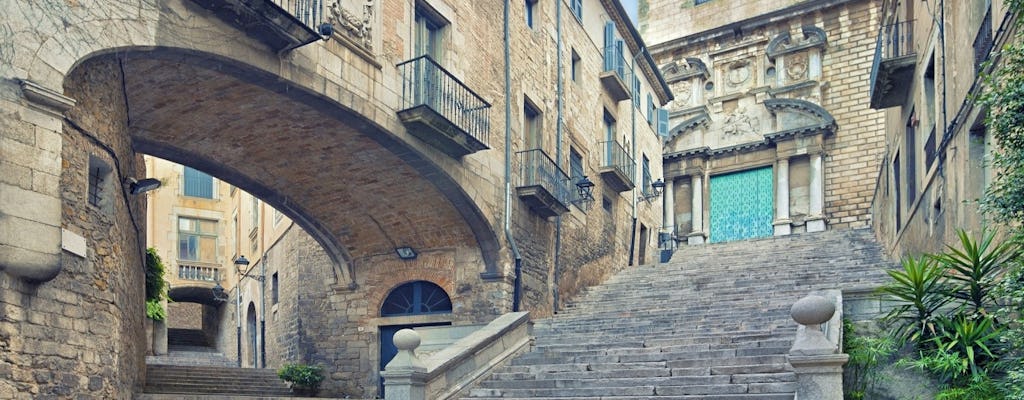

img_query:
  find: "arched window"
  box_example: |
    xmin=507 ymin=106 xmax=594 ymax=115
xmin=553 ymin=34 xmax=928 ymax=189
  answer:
xmin=380 ymin=281 xmax=452 ymax=317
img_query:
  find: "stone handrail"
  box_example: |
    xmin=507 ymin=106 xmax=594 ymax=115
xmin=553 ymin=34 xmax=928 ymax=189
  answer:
xmin=381 ymin=312 xmax=532 ymax=400
xmin=788 ymin=290 xmax=847 ymax=400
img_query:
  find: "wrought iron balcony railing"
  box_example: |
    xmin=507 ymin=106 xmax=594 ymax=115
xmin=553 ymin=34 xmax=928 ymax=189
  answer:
xmin=189 ymin=0 xmax=326 ymax=52
xmin=599 ymin=140 xmax=635 ymax=192
xmin=869 ymin=20 xmax=916 ymax=109
xmin=178 ymin=264 xmax=221 ymax=282
xmin=516 ymin=149 xmax=571 ymax=217
xmin=397 ymin=55 xmax=491 ymax=157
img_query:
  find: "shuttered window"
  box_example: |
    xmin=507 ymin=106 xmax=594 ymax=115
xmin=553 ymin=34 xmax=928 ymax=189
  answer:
xmin=183 ymin=167 xmax=214 ymax=198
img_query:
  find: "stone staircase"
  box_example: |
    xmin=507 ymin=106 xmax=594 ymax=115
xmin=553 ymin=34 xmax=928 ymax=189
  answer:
xmin=140 ymin=328 xmax=295 ymax=398
xmin=464 ymin=228 xmax=893 ymax=399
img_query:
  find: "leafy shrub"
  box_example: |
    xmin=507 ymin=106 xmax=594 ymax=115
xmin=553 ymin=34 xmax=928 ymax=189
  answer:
xmin=278 ymin=363 xmax=324 ymax=391
xmin=145 ymin=298 xmax=166 ymax=321
xmin=843 ymin=319 xmax=896 ymax=399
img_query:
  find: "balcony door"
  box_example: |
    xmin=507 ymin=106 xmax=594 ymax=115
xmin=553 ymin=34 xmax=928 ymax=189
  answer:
xmin=414 ymin=10 xmax=443 ymax=108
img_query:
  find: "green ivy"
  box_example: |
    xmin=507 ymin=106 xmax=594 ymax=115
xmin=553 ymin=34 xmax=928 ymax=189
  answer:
xmin=145 ymin=247 xmax=167 ymax=302
xmin=145 ymin=298 xmax=166 ymax=321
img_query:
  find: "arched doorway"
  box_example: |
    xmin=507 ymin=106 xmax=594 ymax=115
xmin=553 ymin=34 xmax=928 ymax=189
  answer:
xmin=378 ymin=281 xmax=453 ymax=395
xmin=246 ymin=302 xmax=258 ymax=368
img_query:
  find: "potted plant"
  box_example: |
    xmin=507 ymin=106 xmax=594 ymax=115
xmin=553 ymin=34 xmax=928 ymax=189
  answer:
xmin=277 ymin=363 xmax=324 ymax=396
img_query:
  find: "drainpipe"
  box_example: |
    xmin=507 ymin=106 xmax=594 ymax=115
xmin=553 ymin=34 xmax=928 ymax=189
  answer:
xmin=627 ymin=56 xmax=638 ymax=266
xmin=552 ymin=0 xmax=564 ymax=313
xmin=503 ymin=0 xmax=523 ymax=312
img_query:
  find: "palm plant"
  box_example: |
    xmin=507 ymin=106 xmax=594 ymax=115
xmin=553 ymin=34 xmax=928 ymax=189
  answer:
xmin=933 ymin=229 xmax=1020 ymax=316
xmin=879 ymin=255 xmax=953 ymax=346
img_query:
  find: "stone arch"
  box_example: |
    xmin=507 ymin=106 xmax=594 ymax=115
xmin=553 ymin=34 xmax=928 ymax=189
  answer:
xmin=379 ymin=280 xmax=453 ymax=317
xmin=8 ymin=0 xmax=501 ymax=283
xmin=764 ymin=98 xmax=837 ymax=139
xmin=59 ymin=46 xmax=502 ymax=286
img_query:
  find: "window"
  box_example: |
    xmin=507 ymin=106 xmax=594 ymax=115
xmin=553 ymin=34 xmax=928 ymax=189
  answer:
xmin=183 ymin=166 xmax=214 ymax=199
xmin=271 ymin=272 xmax=279 ymax=305
xmin=603 ymin=196 xmax=613 ymax=213
xmin=178 ymin=217 xmax=217 ymax=262
xmin=524 ymin=99 xmax=542 ymax=150
xmin=604 ymin=112 xmax=616 ymax=164
xmin=380 ymin=281 xmax=452 ymax=316
xmin=642 ymin=154 xmax=652 ymax=195
xmin=893 ymin=152 xmax=902 ymax=231
xmin=415 ymin=6 xmax=444 ymax=60
xmin=923 ymin=58 xmax=938 ymax=169
xmin=570 ymin=148 xmax=584 ymax=183
xmin=250 ymin=195 xmax=259 ymax=228
xmin=87 ymin=155 xmax=112 ymax=210
xmin=905 ymin=111 xmax=917 ymax=207
xmin=525 ymin=0 xmax=536 ymax=28
xmin=695 ymin=0 xmax=712 ymax=4
xmin=657 ymin=108 xmax=669 ymax=137
xmin=274 ymin=209 xmax=283 ymax=225
xmin=231 ymin=213 xmax=238 ymax=259
xmin=571 ymin=49 xmax=580 ymax=82
xmin=570 ymin=0 xmax=582 ymax=20
xmin=647 ymin=94 xmax=655 ymax=125
xmin=633 ymin=76 xmax=641 ymax=108
xmin=974 ymin=6 xmax=993 ymax=74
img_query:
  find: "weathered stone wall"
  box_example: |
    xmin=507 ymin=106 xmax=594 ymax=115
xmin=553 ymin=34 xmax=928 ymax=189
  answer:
xmin=640 ymin=0 xmax=805 ymax=45
xmin=0 ymin=57 xmax=147 ymax=399
xmin=871 ymin=1 xmax=1013 ymax=257
xmin=167 ymin=302 xmax=203 ymax=330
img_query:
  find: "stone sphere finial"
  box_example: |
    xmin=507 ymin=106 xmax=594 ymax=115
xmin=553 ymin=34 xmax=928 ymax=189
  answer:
xmin=790 ymin=294 xmax=835 ymax=326
xmin=393 ymin=328 xmax=421 ymax=351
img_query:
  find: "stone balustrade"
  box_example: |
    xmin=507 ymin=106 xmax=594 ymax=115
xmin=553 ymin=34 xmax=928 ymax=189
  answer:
xmin=788 ymin=290 xmax=847 ymax=400
xmin=381 ymin=312 xmax=531 ymax=400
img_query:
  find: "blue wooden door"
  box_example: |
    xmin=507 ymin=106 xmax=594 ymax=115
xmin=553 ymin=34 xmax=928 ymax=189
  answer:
xmin=709 ymin=167 xmax=774 ymax=243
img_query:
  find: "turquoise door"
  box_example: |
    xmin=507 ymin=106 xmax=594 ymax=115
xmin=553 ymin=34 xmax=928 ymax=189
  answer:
xmin=709 ymin=167 xmax=774 ymax=243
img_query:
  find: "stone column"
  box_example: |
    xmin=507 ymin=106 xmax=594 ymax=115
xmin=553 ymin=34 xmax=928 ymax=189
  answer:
xmin=381 ymin=329 xmax=428 ymax=400
xmin=807 ymin=152 xmax=826 ymax=232
xmin=789 ymin=294 xmax=847 ymax=400
xmin=662 ymin=178 xmax=675 ymax=249
xmin=153 ymin=319 xmax=168 ymax=356
xmin=687 ymin=173 xmax=705 ymax=245
xmin=0 ymin=80 xmax=74 ymax=281
xmin=773 ymin=157 xmax=792 ymax=236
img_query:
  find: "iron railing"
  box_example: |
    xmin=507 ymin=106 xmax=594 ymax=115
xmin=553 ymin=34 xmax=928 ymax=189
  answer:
xmin=517 ymin=149 xmax=571 ymax=206
xmin=178 ymin=264 xmax=221 ymax=282
xmin=398 ymin=55 xmax=491 ymax=146
xmin=599 ymin=140 xmax=635 ymax=186
xmin=869 ymin=19 xmax=914 ymax=99
xmin=272 ymin=0 xmax=325 ymax=32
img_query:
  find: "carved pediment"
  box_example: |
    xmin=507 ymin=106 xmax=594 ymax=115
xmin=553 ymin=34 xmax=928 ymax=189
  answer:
xmin=764 ymin=98 xmax=836 ymax=140
xmin=661 ymin=58 xmax=709 ymax=83
xmin=766 ymin=26 xmax=828 ymax=60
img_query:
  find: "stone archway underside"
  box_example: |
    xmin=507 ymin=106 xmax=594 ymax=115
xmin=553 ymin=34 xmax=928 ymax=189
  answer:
xmin=112 ymin=52 xmax=492 ymax=285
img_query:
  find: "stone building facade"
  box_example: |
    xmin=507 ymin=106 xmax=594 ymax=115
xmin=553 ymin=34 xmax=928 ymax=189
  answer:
xmin=641 ymin=0 xmax=886 ymax=246
xmin=869 ymin=0 xmax=1011 ymax=256
xmin=0 ymin=0 xmax=670 ymax=398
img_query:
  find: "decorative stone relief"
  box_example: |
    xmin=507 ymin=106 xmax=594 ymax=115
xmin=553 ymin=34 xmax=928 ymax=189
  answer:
xmin=722 ymin=106 xmax=759 ymax=137
xmin=661 ymin=58 xmax=709 ymax=83
xmin=672 ymin=80 xmax=692 ymax=108
xmin=726 ymin=61 xmax=751 ymax=87
xmin=786 ymin=53 xmax=808 ymax=81
xmin=766 ymin=26 xmax=828 ymax=60
xmin=327 ymin=0 xmax=375 ymax=50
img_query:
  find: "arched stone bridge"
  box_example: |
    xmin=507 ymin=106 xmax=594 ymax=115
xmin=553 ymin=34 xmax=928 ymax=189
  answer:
xmin=1 ymin=0 xmax=503 ymax=286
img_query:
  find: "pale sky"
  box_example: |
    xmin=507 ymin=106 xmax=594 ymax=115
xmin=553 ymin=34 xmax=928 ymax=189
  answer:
xmin=622 ymin=0 xmax=639 ymax=23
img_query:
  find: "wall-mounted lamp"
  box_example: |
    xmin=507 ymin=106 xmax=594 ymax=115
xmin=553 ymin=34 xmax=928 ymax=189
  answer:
xmin=125 ymin=177 xmax=162 ymax=195
xmin=212 ymin=282 xmax=229 ymax=303
xmin=319 ymin=22 xmax=334 ymax=40
xmin=572 ymin=176 xmax=596 ymax=207
xmin=395 ymin=246 xmax=418 ymax=260
xmin=639 ymin=179 xmax=666 ymax=203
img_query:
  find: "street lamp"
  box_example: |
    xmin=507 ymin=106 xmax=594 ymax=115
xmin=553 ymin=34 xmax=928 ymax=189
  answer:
xmin=233 ymin=255 xmax=249 ymax=367
xmin=639 ymin=179 xmax=666 ymax=203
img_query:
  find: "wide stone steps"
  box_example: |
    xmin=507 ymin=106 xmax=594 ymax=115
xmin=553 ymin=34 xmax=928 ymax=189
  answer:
xmin=143 ymin=365 xmax=293 ymax=396
xmin=462 ymin=229 xmax=892 ymax=399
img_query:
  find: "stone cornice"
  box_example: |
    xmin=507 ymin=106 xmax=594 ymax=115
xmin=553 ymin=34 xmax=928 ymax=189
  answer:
xmin=20 ymin=79 xmax=76 ymax=116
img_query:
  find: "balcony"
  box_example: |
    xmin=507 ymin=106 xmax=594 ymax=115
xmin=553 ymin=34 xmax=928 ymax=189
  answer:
xmin=397 ymin=56 xmax=492 ymax=158
xmin=600 ymin=44 xmax=632 ymax=102
xmin=516 ymin=149 xmax=571 ymax=218
xmin=869 ymin=20 xmax=916 ymax=109
xmin=178 ymin=263 xmax=222 ymax=283
xmin=599 ymin=141 xmax=635 ymax=192
xmin=189 ymin=0 xmax=325 ymax=52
